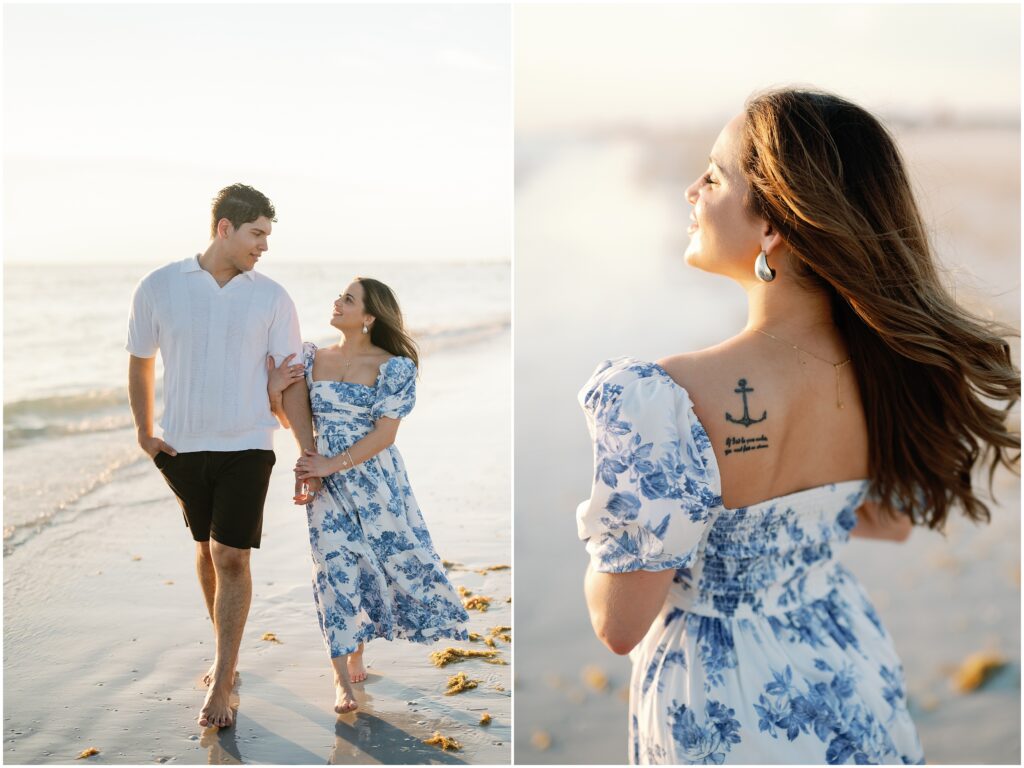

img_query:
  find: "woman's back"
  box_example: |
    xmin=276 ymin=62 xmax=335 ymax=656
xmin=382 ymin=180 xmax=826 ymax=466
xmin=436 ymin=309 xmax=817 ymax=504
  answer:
xmin=659 ymin=331 xmax=868 ymax=510
xmin=576 ymin=357 xmax=923 ymax=765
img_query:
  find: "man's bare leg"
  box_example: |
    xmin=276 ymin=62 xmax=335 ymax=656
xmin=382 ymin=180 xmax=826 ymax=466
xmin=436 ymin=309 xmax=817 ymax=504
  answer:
xmin=198 ymin=540 xmax=251 ymax=728
xmin=331 ymin=654 xmax=359 ymax=714
xmin=347 ymin=642 xmax=367 ymax=683
xmin=195 ymin=541 xmax=218 ymax=686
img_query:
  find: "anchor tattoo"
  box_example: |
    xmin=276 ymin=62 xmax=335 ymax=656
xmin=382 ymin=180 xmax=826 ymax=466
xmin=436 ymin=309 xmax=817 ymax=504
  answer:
xmin=725 ymin=378 xmax=767 ymax=428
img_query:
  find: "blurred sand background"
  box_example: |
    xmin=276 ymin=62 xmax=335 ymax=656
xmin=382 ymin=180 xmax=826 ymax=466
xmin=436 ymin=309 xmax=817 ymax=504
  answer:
xmin=514 ymin=4 xmax=1020 ymax=764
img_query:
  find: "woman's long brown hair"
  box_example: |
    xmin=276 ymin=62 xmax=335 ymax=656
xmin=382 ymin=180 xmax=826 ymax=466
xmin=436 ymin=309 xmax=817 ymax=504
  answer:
xmin=740 ymin=88 xmax=1019 ymax=530
xmin=355 ymin=277 xmax=420 ymax=371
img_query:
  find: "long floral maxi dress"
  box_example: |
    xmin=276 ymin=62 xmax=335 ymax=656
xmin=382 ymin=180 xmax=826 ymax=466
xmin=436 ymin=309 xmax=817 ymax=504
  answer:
xmin=577 ymin=357 xmax=925 ymax=765
xmin=303 ymin=342 xmax=469 ymax=657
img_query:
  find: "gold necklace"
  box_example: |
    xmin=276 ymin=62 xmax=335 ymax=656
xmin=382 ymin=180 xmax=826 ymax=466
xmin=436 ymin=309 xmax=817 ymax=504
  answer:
xmin=751 ymin=328 xmax=852 ymax=409
xmin=334 ymin=348 xmax=356 ymax=383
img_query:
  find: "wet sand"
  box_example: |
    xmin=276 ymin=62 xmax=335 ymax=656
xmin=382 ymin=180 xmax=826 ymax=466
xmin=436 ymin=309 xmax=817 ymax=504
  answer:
xmin=513 ymin=126 xmax=1021 ymax=764
xmin=3 ymin=330 xmax=511 ymax=764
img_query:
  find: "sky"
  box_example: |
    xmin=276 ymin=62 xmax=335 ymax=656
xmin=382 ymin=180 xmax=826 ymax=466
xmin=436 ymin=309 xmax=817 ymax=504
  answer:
xmin=3 ymin=4 xmax=511 ymax=264
xmin=516 ymin=3 xmax=1020 ymax=134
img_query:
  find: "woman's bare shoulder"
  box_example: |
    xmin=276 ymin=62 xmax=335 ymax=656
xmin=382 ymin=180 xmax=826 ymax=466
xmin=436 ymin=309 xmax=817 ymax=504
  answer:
xmin=657 ymin=336 xmax=751 ymax=392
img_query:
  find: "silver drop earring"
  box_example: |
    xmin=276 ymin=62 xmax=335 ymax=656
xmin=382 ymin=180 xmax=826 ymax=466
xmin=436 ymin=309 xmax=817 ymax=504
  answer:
xmin=754 ymin=250 xmax=776 ymax=282
xmin=362 ymin=323 xmax=369 ymax=334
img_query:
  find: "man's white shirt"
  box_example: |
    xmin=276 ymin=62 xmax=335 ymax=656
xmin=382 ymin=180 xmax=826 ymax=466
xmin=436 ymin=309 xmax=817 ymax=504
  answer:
xmin=126 ymin=255 xmax=302 ymax=452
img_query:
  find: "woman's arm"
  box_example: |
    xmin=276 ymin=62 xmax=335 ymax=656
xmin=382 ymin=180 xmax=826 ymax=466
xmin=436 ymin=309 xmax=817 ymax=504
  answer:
xmin=584 ymin=564 xmax=676 ymax=655
xmin=295 ymin=417 xmax=402 ymax=478
xmin=850 ymin=499 xmax=913 ymax=542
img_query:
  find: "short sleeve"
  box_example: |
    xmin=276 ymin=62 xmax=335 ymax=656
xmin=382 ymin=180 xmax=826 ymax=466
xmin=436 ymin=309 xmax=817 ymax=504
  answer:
xmin=126 ymin=277 xmax=158 ymax=357
xmin=268 ymin=289 xmax=303 ymax=367
xmin=576 ymin=358 xmax=718 ymax=573
xmin=371 ymin=356 xmax=416 ymax=420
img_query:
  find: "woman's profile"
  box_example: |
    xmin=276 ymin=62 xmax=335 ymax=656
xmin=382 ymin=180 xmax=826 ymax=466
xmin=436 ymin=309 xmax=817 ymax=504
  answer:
xmin=269 ymin=276 xmax=469 ymax=715
xmin=577 ymin=88 xmax=1020 ymax=764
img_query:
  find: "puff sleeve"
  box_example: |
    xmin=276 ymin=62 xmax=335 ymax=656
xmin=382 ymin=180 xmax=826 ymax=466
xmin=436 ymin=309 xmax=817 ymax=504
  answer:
xmin=372 ymin=356 xmax=417 ymax=421
xmin=300 ymin=341 xmax=319 ymax=387
xmin=576 ymin=358 xmax=719 ymax=573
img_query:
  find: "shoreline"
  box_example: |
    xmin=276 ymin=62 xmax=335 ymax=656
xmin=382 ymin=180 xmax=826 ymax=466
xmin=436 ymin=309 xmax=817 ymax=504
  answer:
xmin=3 ymin=329 xmax=511 ymax=765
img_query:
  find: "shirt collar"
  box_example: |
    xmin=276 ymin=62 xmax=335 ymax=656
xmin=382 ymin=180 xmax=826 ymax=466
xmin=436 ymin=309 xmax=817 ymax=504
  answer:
xmin=183 ymin=254 xmax=256 ymax=281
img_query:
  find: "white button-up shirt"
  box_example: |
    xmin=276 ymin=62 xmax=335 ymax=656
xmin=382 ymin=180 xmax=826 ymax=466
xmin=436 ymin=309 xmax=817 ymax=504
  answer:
xmin=126 ymin=255 xmax=302 ymax=452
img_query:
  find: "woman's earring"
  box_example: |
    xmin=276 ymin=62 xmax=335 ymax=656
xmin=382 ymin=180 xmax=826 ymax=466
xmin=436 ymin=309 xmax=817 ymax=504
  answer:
xmin=362 ymin=323 xmax=369 ymax=334
xmin=754 ymin=250 xmax=776 ymax=282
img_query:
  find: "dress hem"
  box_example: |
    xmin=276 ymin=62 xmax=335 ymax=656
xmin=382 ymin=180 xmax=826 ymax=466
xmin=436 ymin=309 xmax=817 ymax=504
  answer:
xmin=328 ymin=626 xmax=470 ymax=659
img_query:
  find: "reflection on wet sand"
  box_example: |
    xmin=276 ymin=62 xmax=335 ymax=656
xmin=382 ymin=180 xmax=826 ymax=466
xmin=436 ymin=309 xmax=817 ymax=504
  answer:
xmin=200 ymin=724 xmax=241 ymax=765
xmin=331 ymin=712 xmax=468 ymax=765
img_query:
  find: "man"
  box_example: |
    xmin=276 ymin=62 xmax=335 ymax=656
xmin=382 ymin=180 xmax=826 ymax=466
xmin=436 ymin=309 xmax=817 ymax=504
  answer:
xmin=126 ymin=184 xmax=320 ymax=729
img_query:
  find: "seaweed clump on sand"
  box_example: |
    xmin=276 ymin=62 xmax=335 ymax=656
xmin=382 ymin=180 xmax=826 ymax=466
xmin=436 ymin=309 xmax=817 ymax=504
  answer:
xmin=423 ymin=731 xmax=462 ymax=751
xmin=952 ymin=651 xmax=1007 ymax=692
xmin=444 ymin=671 xmax=481 ymax=695
xmin=76 ymin=748 xmax=101 ymax=760
xmin=476 ymin=564 xmax=511 ymax=575
xmin=479 ymin=712 xmax=492 ymax=725
xmin=582 ymin=664 xmax=609 ymax=692
xmin=463 ymin=594 xmax=492 ymax=612
xmin=430 ymin=647 xmax=506 ymax=667
xmin=261 ymin=632 xmax=283 ymax=644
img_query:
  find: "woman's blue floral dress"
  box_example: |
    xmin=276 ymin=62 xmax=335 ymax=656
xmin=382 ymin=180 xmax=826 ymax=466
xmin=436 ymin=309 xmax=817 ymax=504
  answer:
xmin=303 ymin=342 xmax=468 ymax=658
xmin=577 ymin=358 xmax=924 ymax=765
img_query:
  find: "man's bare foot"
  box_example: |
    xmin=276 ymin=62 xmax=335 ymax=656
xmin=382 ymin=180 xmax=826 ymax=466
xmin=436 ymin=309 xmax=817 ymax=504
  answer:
xmin=201 ymin=666 xmax=239 ymax=688
xmin=198 ymin=677 xmax=236 ymax=728
xmin=334 ymin=675 xmax=359 ymax=714
xmin=347 ymin=643 xmax=368 ymax=683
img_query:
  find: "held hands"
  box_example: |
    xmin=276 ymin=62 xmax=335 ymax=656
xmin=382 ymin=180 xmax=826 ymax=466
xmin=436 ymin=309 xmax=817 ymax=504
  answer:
xmin=293 ymin=471 xmax=322 ymax=505
xmin=139 ymin=434 xmax=177 ymax=459
xmin=295 ymin=448 xmax=336 ymax=480
xmin=267 ymin=353 xmax=304 ymax=397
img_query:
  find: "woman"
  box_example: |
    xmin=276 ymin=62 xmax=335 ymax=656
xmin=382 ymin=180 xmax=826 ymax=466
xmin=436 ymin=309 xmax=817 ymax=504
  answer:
xmin=578 ymin=89 xmax=1019 ymax=764
xmin=269 ymin=277 xmax=469 ymax=714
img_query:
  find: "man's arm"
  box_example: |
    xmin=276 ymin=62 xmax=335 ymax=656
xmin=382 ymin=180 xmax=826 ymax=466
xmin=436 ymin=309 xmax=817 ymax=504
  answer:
xmin=128 ymin=355 xmax=176 ymax=458
xmin=267 ymin=354 xmax=304 ymax=429
xmin=280 ymin=380 xmax=321 ymax=501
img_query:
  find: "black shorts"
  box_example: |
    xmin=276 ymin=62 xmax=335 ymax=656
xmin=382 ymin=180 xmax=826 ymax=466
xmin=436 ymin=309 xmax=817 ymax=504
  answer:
xmin=153 ymin=449 xmax=276 ymax=550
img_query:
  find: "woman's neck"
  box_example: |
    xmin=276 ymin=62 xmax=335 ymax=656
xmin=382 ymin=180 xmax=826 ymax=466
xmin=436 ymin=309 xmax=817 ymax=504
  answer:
xmin=337 ymin=332 xmax=374 ymax=354
xmin=742 ymin=277 xmax=842 ymax=347
xmin=741 ymin=274 xmax=843 ymax=360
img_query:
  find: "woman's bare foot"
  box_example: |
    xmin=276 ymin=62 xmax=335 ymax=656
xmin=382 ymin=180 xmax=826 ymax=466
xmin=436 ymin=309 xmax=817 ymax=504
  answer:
xmin=333 ymin=675 xmax=359 ymax=714
xmin=347 ymin=643 xmax=367 ymax=683
xmin=198 ymin=675 xmax=236 ymax=728
xmin=331 ymin=653 xmax=360 ymax=714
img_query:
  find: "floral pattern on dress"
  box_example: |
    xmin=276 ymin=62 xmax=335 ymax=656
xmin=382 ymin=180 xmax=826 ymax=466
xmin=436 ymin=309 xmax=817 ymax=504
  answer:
xmin=303 ymin=342 xmax=468 ymax=657
xmin=578 ymin=357 xmax=924 ymax=765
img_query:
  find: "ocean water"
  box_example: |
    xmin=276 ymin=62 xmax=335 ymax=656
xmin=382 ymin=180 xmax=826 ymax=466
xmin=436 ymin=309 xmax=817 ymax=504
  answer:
xmin=3 ymin=260 xmax=509 ymax=554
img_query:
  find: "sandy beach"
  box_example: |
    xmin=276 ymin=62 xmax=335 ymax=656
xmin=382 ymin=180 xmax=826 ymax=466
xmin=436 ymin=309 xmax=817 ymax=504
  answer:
xmin=4 ymin=328 xmax=511 ymax=765
xmin=513 ymin=125 xmax=1021 ymax=764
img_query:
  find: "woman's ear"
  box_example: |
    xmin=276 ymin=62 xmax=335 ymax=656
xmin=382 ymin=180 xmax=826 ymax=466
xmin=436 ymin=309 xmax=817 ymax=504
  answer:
xmin=760 ymin=222 xmax=784 ymax=256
